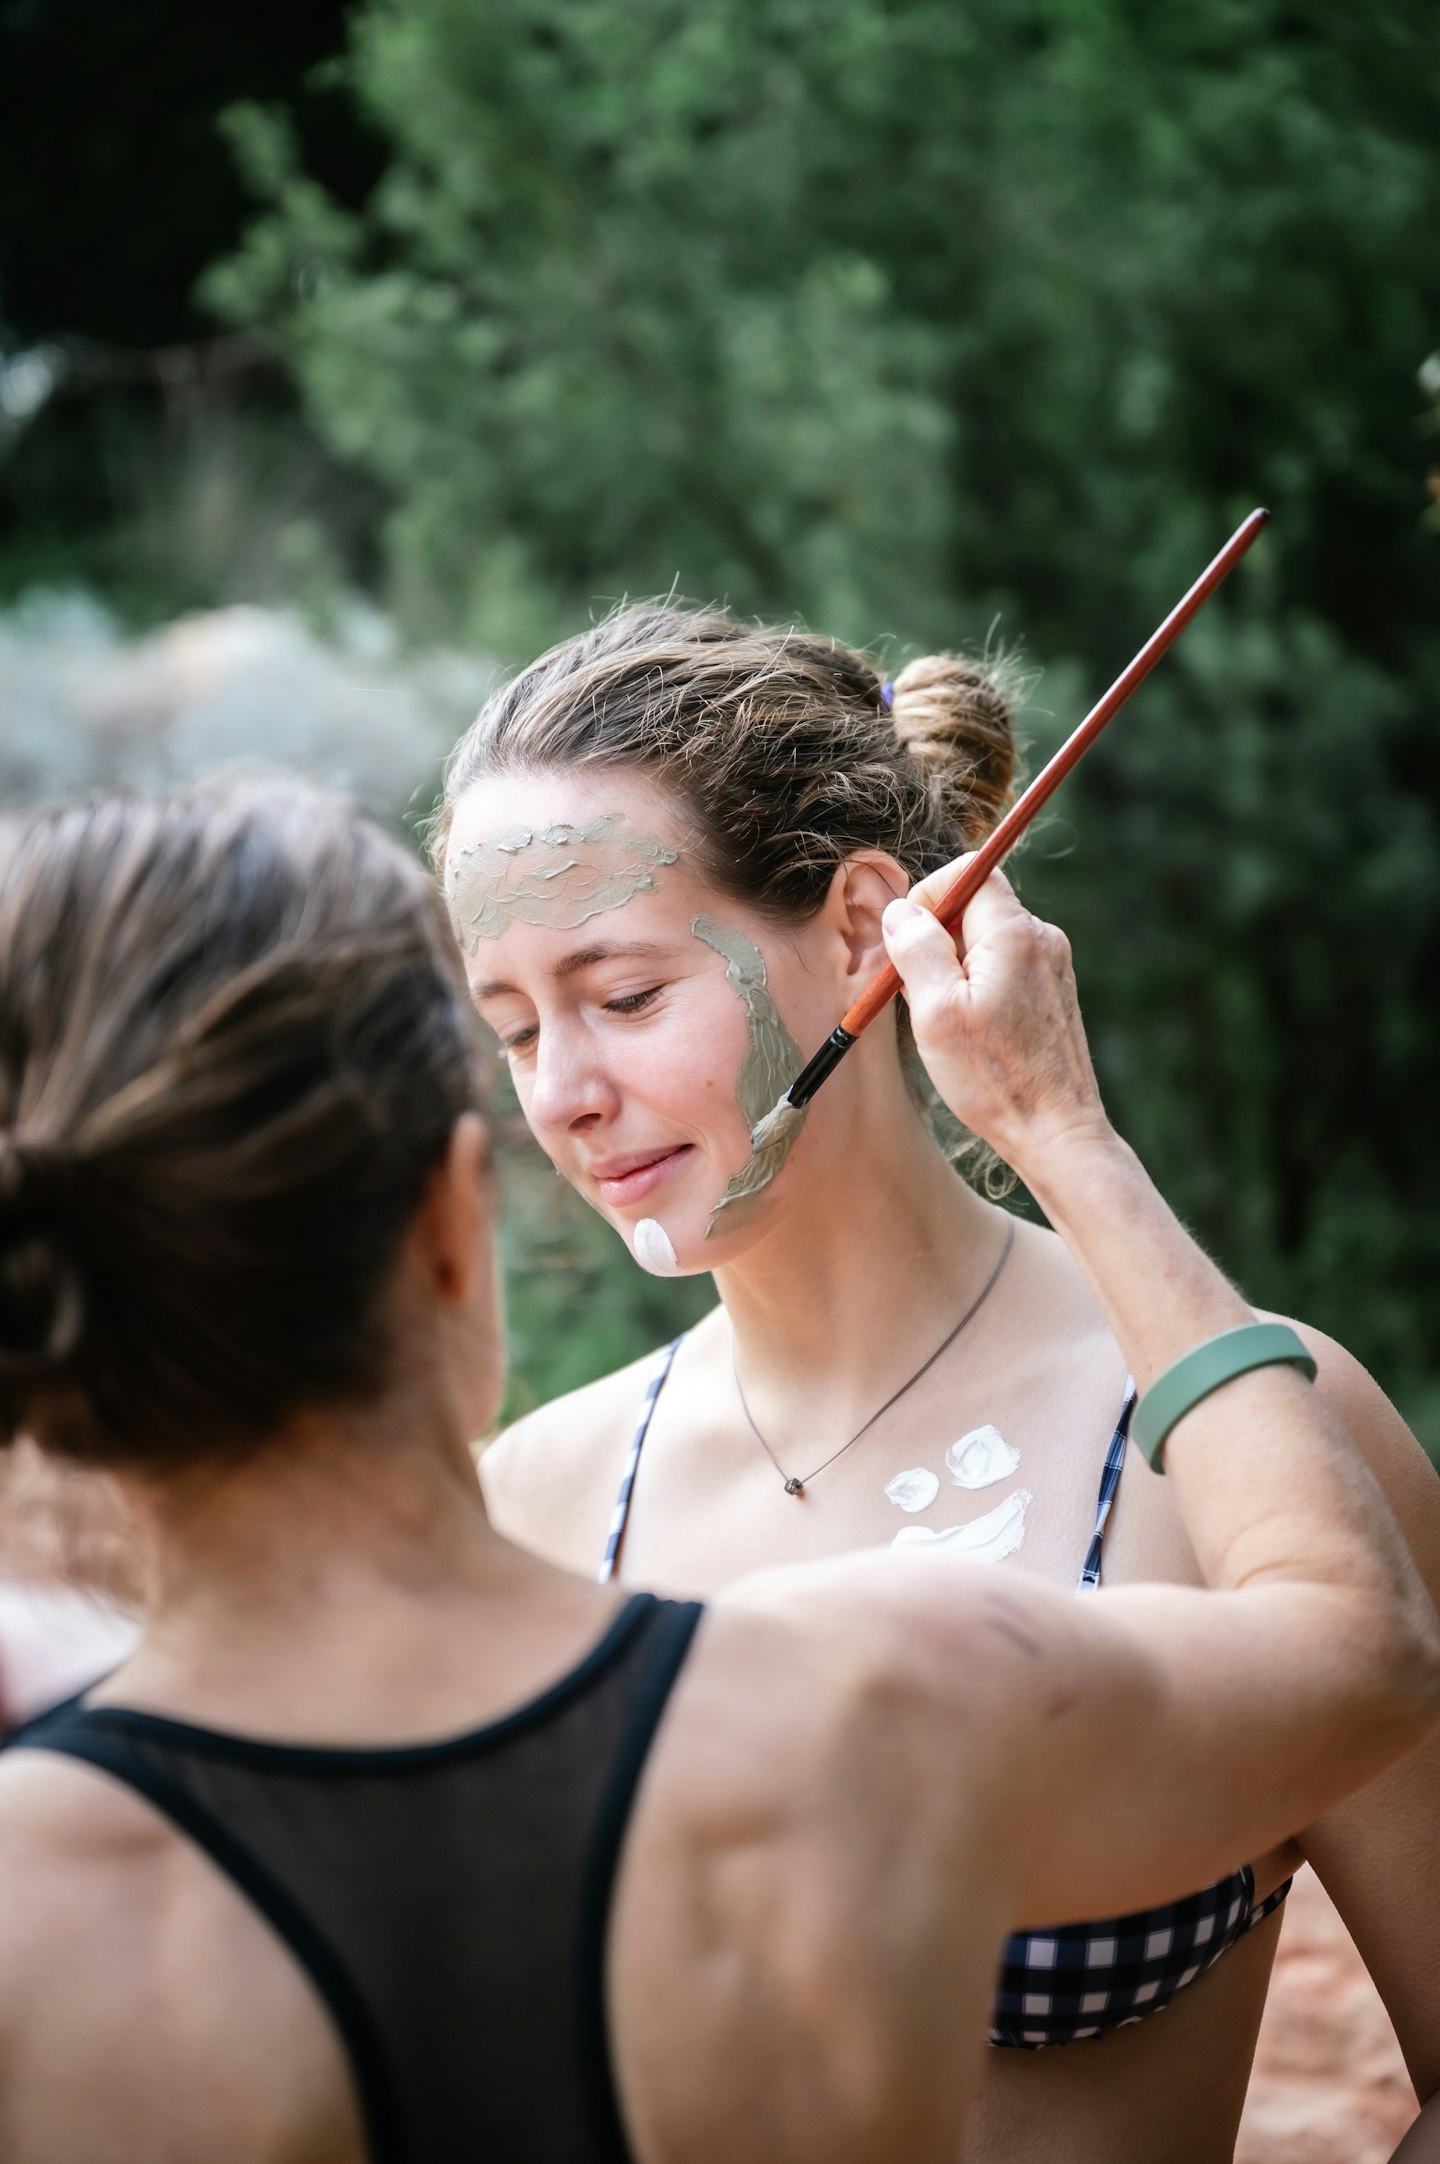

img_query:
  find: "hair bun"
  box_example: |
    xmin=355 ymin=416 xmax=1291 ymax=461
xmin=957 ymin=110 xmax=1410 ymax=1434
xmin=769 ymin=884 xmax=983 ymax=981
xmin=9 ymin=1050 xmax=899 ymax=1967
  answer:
xmin=0 ymin=1136 xmax=85 ymax=1377
xmin=890 ymin=653 xmax=1018 ymax=844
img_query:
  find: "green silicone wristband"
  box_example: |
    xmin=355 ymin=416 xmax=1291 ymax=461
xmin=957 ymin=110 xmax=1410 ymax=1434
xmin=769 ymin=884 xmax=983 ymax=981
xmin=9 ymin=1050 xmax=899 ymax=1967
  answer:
xmin=1132 ymin=1322 xmax=1317 ymax=1473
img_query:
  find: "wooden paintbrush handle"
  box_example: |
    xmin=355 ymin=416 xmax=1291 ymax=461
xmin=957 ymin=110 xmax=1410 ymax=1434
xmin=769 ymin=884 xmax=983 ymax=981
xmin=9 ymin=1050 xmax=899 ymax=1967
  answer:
xmin=837 ymin=507 xmax=1270 ymax=1041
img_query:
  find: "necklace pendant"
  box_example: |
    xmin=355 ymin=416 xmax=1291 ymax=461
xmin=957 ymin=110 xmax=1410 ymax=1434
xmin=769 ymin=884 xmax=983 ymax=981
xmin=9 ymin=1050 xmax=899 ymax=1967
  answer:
xmin=783 ymin=1476 xmax=805 ymax=1497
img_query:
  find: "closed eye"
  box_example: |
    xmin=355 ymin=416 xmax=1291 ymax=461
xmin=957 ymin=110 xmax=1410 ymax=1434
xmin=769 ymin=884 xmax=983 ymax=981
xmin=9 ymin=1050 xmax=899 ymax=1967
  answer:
xmin=498 ymin=985 xmax=660 ymax=1055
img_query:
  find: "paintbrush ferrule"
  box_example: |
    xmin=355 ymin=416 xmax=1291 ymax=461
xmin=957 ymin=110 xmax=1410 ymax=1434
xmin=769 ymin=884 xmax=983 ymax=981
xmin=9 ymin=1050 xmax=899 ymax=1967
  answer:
xmin=785 ymin=1025 xmax=857 ymax=1113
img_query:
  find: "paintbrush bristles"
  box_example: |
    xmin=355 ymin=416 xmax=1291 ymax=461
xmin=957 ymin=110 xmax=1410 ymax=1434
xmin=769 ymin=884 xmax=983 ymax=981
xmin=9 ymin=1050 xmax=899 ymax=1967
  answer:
xmin=748 ymin=1094 xmax=803 ymax=1159
xmin=704 ymin=1095 xmax=808 ymax=1234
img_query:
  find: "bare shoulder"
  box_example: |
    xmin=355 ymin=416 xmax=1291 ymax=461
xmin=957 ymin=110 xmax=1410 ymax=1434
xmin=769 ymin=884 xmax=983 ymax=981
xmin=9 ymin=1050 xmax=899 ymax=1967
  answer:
xmin=1007 ymin=1213 xmax=1130 ymax=1393
xmin=0 ymin=1744 xmax=169 ymax=1930
xmin=0 ymin=1746 xmax=176 ymax=2057
xmin=650 ymin=1546 xmax=1103 ymax=1831
xmin=480 ymin=1342 xmax=682 ymax=1570
xmin=0 ymin=1748 xmax=361 ymax=2159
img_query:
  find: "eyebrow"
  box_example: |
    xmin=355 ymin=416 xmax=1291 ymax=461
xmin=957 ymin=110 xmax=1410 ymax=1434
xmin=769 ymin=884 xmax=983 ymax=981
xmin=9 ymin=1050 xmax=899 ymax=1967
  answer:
xmin=474 ymin=941 xmax=676 ymax=1001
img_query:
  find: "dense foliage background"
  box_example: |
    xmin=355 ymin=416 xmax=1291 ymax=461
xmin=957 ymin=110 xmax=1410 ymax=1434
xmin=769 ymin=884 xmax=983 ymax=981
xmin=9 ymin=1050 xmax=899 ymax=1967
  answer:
xmin=3 ymin=0 xmax=1437 ymax=1439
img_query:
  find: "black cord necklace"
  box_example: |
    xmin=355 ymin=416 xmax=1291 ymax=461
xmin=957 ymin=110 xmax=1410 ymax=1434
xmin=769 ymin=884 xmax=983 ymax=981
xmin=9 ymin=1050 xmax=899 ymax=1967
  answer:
xmin=730 ymin=1215 xmax=1016 ymax=1497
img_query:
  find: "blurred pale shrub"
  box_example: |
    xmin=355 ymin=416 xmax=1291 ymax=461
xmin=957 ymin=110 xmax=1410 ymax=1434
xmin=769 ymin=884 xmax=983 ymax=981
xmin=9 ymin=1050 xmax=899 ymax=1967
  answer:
xmin=0 ymin=588 xmax=482 ymax=813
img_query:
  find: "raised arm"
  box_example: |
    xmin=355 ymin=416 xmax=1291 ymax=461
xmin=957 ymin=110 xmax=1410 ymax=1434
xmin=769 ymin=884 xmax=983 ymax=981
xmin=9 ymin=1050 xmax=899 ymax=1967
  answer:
xmin=613 ymin=868 xmax=1440 ymax=2164
xmin=862 ymin=869 xmax=1440 ymax=1924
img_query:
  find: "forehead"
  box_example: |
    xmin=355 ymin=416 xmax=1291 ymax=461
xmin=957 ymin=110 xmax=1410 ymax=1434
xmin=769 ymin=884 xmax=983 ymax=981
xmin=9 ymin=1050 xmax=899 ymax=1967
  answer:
xmin=445 ymin=767 xmax=708 ymax=964
xmin=446 ymin=768 xmax=685 ymax=861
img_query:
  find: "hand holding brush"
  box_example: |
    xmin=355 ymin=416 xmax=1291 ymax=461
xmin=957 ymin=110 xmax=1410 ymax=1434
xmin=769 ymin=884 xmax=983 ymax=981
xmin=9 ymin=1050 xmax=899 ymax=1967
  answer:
xmin=709 ymin=508 xmax=1270 ymax=1226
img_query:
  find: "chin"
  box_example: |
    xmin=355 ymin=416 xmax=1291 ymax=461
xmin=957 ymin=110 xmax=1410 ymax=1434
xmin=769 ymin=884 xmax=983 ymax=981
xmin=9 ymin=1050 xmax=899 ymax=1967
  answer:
xmin=626 ymin=1197 xmax=774 ymax=1279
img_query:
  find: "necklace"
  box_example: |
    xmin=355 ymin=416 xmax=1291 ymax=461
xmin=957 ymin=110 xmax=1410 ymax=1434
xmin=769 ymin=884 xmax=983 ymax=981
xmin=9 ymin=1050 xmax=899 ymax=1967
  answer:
xmin=731 ymin=1215 xmax=1016 ymax=1497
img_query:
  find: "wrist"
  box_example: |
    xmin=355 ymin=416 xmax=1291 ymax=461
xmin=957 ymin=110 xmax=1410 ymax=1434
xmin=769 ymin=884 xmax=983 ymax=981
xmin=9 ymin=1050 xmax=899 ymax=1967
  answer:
xmin=1005 ymin=1115 xmax=1132 ymax=1206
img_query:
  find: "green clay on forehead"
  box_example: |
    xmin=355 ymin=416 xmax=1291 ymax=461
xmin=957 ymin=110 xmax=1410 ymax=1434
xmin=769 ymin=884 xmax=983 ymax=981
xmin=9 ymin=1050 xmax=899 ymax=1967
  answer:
xmin=445 ymin=814 xmax=679 ymax=951
xmin=690 ymin=914 xmax=806 ymax=1237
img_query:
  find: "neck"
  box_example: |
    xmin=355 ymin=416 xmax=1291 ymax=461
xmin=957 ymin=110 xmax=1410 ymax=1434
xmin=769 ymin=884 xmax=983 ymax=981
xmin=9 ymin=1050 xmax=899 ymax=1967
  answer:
xmin=713 ymin=1039 xmax=1005 ymax=1404
xmin=102 ymin=1382 xmax=573 ymax=1731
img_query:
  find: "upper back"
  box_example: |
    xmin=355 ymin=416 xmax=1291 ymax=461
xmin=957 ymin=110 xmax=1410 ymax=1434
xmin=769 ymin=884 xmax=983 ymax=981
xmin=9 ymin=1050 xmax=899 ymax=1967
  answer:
xmin=607 ymin=1579 xmax=1013 ymax=2164
xmin=0 ymin=1593 xmax=701 ymax=2164
xmin=0 ymin=1572 xmax=1022 ymax=2164
xmin=0 ymin=1542 xmax=1231 ymax=2164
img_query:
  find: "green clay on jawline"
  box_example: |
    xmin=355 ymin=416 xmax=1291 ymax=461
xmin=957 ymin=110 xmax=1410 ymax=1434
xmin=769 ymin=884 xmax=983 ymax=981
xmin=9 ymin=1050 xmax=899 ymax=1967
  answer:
xmin=690 ymin=914 xmax=806 ymax=1237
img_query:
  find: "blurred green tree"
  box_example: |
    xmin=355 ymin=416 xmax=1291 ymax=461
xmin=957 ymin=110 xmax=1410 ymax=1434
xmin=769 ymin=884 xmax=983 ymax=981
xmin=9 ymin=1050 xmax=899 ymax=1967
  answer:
xmin=204 ymin=0 xmax=1440 ymax=1433
xmin=0 ymin=0 xmax=376 ymax=618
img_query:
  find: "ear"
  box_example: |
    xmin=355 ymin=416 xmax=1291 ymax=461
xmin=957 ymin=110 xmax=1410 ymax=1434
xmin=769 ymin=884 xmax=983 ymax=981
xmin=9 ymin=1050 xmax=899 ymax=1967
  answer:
xmin=821 ymin=852 xmax=912 ymax=986
xmin=413 ymin=1112 xmax=492 ymax=1306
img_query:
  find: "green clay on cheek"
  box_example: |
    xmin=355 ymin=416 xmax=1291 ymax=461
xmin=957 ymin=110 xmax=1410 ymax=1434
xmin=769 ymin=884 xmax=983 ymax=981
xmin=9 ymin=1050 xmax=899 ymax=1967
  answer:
xmin=690 ymin=914 xmax=806 ymax=1237
xmin=445 ymin=814 xmax=678 ymax=952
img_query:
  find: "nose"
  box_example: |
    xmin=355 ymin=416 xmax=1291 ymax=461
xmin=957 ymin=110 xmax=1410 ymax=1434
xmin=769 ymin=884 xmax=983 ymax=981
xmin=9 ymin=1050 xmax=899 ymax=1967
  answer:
xmin=526 ymin=1023 xmax=620 ymax=1138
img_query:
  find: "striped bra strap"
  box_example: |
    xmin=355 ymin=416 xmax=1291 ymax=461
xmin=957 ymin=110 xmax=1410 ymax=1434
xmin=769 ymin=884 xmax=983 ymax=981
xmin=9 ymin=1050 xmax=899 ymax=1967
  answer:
xmin=598 ymin=1337 xmax=685 ymax=1585
xmin=1076 ymin=1382 xmax=1137 ymax=1592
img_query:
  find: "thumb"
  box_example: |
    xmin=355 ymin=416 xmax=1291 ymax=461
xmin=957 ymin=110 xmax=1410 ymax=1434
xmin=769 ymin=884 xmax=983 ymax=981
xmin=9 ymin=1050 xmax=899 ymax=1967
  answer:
xmin=881 ymin=896 xmax=966 ymax=1004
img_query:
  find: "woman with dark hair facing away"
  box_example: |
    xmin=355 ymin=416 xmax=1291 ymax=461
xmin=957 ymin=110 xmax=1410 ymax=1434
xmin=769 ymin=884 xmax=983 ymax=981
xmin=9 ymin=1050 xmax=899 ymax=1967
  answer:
xmin=450 ymin=605 xmax=1440 ymax=2164
xmin=0 ymin=780 xmax=1436 ymax=2164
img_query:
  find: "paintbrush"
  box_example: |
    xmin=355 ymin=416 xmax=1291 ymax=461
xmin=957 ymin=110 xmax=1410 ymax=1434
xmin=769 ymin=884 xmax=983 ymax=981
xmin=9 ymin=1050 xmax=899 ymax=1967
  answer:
xmin=722 ymin=507 xmax=1271 ymax=1209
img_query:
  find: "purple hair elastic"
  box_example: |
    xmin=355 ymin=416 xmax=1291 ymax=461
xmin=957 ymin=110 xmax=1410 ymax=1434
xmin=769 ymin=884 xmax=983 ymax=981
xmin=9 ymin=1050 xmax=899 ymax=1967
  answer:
xmin=880 ymin=679 xmax=895 ymax=711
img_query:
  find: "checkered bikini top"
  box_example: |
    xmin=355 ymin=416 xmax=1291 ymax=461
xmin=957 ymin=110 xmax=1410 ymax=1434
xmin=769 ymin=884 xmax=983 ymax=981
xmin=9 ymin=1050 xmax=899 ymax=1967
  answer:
xmin=599 ymin=1341 xmax=1293 ymax=2050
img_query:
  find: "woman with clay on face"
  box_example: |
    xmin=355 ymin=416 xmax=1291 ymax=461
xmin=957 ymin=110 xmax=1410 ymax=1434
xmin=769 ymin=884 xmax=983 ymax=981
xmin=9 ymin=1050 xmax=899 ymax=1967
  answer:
xmin=446 ymin=605 xmax=1440 ymax=2164
xmin=2 ymin=780 xmax=1436 ymax=2164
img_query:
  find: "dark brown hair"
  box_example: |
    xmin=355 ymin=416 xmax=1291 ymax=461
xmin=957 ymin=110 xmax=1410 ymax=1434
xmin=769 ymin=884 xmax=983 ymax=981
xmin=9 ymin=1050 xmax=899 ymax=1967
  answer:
xmin=436 ymin=602 xmax=1020 ymax=914
xmin=0 ymin=780 xmax=482 ymax=1471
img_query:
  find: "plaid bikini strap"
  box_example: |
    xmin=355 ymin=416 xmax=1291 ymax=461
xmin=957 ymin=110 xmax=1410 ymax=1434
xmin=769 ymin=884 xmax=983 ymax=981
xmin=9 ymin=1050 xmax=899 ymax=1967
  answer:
xmin=1076 ymin=1381 xmax=1137 ymax=1593
xmin=597 ymin=1336 xmax=686 ymax=1585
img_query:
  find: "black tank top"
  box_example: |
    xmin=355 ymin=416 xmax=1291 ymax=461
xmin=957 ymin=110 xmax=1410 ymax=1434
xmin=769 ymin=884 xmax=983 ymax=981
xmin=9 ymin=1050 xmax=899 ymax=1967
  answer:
xmin=4 ymin=1591 xmax=703 ymax=2164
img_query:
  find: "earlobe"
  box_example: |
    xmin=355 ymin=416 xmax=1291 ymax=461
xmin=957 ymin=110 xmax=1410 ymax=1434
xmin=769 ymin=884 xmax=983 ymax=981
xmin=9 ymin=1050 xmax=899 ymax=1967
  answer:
xmin=425 ymin=1112 xmax=490 ymax=1304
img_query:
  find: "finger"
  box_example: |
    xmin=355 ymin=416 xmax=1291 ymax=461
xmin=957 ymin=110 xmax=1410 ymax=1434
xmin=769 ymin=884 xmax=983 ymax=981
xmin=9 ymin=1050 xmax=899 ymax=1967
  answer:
xmin=908 ymin=853 xmax=1020 ymax=911
xmin=910 ymin=856 xmax=1031 ymax=947
xmin=881 ymin=896 xmax=969 ymax=1003
xmin=907 ymin=852 xmax=981 ymax=913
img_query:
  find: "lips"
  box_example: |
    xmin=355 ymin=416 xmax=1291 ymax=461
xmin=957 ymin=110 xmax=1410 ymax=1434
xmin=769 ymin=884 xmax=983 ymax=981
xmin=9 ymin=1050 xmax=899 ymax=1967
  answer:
xmin=589 ymin=1145 xmax=693 ymax=1208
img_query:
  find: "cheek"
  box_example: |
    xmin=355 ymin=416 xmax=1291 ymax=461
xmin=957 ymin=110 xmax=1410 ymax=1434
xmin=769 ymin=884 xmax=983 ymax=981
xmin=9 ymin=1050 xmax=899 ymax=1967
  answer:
xmin=509 ymin=986 xmax=756 ymax=1148
xmin=643 ymin=989 xmax=756 ymax=1136
xmin=761 ymin=954 xmax=833 ymax=1048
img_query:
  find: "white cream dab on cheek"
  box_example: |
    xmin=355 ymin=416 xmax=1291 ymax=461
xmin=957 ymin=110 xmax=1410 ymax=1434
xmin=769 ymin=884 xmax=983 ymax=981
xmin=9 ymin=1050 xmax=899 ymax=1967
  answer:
xmin=890 ymin=1489 xmax=1033 ymax=1564
xmin=633 ymin=1218 xmax=679 ymax=1276
xmin=884 ymin=1467 xmax=941 ymax=1513
xmin=944 ymin=1425 xmax=1021 ymax=1491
